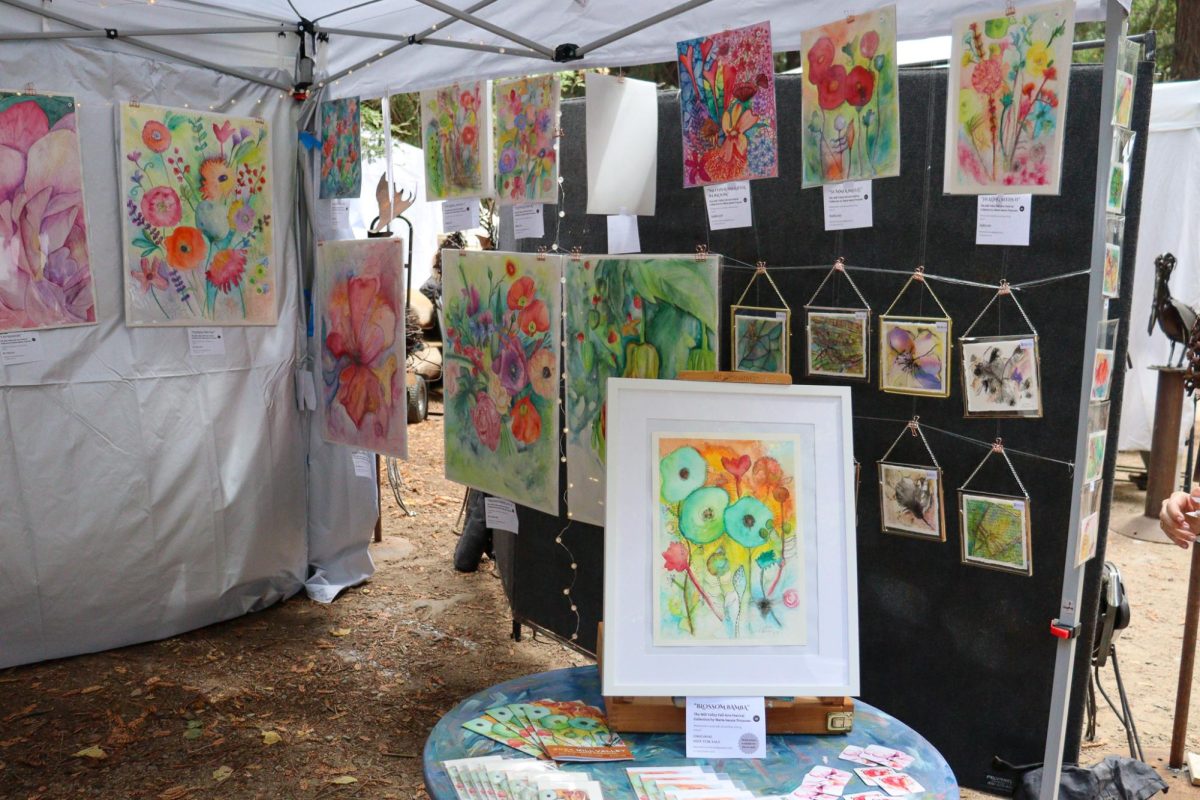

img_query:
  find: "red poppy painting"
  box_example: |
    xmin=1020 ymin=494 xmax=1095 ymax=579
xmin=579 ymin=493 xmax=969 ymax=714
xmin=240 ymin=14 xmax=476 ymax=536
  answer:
xmin=120 ymin=103 xmax=274 ymax=325
xmin=317 ymin=238 xmax=407 ymax=458
xmin=676 ymin=22 xmax=778 ymax=188
xmin=421 ymin=82 xmax=491 ymax=201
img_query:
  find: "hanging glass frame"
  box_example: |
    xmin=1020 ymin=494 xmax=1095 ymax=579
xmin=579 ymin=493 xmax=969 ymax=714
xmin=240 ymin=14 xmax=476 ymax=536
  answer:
xmin=803 ymin=259 xmax=872 ymax=382
xmin=959 ymin=281 xmax=1043 ymax=419
xmin=877 ymin=418 xmax=946 ymax=541
xmin=879 ymin=268 xmax=952 ymax=398
xmin=731 ymin=263 xmax=791 ymax=375
xmin=957 ymin=441 xmax=1033 ymax=577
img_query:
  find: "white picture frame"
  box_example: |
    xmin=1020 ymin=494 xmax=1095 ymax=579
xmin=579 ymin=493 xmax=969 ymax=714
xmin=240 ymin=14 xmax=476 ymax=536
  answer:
xmin=602 ymin=378 xmax=859 ymax=697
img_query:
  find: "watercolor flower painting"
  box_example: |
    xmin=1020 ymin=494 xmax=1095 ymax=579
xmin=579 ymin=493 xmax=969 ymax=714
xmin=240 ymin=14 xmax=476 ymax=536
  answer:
xmin=676 ymin=22 xmax=778 ymax=187
xmin=944 ymin=1 xmax=1075 ymax=194
xmin=119 ymin=103 xmax=274 ymax=325
xmin=443 ymin=250 xmax=560 ymax=514
xmin=652 ymin=434 xmax=805 ymax=646
xmin=422 ymin=82 xmax=491 ymax=201
xmin=0 ymin=92 xmax=96 ymax=332
xmin=800 ymin=5 xmax=900 ymax=187
xmin=318 ymin=96 xmax=362 ymax=200
xmin=565 ymin=255 xmax=721 ymax=526
xmin=317 ymin=238 xmax=406 ymax=457
xmin=494 ymin=75 xmax=560 ymax=204
xmin=879 ymin=317 xmax=951 ymax=396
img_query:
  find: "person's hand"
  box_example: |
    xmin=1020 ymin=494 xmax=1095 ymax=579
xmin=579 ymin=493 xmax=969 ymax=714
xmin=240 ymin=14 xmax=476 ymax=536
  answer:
xmin=1160 ymin=490 xmax=1200 ymax=549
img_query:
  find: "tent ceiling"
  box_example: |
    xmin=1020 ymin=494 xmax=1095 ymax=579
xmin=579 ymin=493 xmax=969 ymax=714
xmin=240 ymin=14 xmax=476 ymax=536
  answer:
xmin=3 ymin=0 xmax=1108 ymax=98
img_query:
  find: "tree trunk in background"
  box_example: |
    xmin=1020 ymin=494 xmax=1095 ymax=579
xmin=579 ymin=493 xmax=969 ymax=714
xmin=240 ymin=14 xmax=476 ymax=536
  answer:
xmin=1174 ymin=0 xmax=1200 ymax=79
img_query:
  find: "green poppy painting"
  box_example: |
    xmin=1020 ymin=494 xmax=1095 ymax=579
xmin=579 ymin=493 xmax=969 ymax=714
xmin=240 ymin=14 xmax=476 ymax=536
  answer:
xmin=565 ymin=255 xmax=721 ymax=527
xmin=652 ymin=434 xmax=806 ymax=646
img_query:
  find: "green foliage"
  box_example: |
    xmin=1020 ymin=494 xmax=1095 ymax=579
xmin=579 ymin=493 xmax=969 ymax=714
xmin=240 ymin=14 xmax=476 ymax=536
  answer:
xmin=1074 ymin=0 xmax=1177 ymax=79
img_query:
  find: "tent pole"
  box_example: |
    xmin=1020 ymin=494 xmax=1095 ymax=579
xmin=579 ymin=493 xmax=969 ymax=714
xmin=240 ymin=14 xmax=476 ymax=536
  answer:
xmin=419 ymin=37 xmax=552 ymax=60
xmin=318 ymin=0 xmax=498 ymax=87
xmin=0 ymin=25 xmax=290 ymax=41
xmin=408 ymin=0 xmax=556 ymax=59
xmin=0 ymin=0 xmax=295 ymax=91
xmin=1038 ymin=1 xmax=1126 ymax=798
xmin=576 ymin=0 xmax=717 ymax=56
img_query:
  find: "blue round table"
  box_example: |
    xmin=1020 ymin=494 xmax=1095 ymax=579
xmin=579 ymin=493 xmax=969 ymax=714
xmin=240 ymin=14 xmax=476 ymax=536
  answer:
xmin=423 ymin=666 xmax=958 ymax=798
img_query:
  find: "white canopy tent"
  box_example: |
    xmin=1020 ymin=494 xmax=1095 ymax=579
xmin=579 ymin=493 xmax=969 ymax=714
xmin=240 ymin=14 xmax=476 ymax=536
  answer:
xmin=1118 ymin=80 xmax=1200 ymax=453
xmin=0 ymin=3 xmax=1129 ymax=796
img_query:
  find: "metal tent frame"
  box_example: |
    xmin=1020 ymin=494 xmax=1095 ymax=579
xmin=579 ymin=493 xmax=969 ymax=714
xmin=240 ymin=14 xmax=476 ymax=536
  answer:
xmin=0 ymin=0 xmax=1133 ymax=795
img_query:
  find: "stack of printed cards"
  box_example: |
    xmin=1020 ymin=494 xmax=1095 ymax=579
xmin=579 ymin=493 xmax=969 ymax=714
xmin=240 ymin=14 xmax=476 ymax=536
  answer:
xmin=837 ymin=744 xmax=925 ymax=797
xmin=462 ymin=700 xmax=633 ymax=762
xmin=627 ymin=766 xmax=753 ymax=800
xmin=443 ymin=755 xmax=605 ymax=800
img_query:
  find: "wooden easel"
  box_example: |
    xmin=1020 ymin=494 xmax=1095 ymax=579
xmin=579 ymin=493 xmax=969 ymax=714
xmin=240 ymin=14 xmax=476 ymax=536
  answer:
xmin=598 ymin=371 xmax=855 ymax=735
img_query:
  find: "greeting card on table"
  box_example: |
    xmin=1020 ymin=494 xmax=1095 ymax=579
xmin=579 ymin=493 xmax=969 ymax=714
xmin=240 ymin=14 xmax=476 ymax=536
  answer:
xmin=800 ymin=5 xmax=900 ymax=187
xmin=494 ymin=74 xmax=560 ymax=205
xmin=677 ymin=22 xmax=778 ymax=187
xmin=317 ymin=238 xmax=407 ymax=458
xmin=0 ymin=91 xmax=96 ymax=332
xmin=442 ymin=250 xmax=561 ymax=514
xmin=119 ymin=103 xmax=275 ymax=326
xmin=421 ymin=81 xmax=492 ymax=201
xmin=318 ymin=96 xmax=362 ymax=200
xmin=944 ymin=1 xmax=1075 ymax=194
xmin=565 ymin=254 xmax=721 ymax=526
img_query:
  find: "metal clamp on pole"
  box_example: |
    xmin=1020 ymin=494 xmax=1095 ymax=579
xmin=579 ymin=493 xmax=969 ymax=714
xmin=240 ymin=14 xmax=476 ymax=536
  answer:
xmin=1049 ymin=620 xmax=1080 ymax=640
xmin=554 ymin=43 xmax=582 ymax=62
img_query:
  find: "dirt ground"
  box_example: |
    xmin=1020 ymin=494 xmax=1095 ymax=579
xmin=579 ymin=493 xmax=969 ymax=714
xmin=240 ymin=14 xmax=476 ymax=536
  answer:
xmin=1 ymin=406 xmax=1198 ymax=799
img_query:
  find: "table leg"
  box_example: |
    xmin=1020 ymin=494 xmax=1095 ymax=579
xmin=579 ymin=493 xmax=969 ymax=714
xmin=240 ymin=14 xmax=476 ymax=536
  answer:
xmin=1145 ymin=371 xmax=1186 ymax=517
xmin=1170 ymin=541 xmax=1200 ymax=768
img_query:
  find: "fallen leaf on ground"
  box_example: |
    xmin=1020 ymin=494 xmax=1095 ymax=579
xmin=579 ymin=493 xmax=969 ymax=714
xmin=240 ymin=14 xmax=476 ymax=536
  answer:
xmin=330 ymin=776 xmax=358 ymax=785
xmin=330 ymin=628 xmax=352 ymax=637
xmin=261 ymin=731 xmax=281 ymax=746
xmin=213 ymin=765 xmax=233 ymax=783
xmin=80 ymin=685 xmax=103 ymax=694
xmin=157 ymin=786 xmax=189 ymax=800
xmin=72 ymin=745 xmax=107 ymax=760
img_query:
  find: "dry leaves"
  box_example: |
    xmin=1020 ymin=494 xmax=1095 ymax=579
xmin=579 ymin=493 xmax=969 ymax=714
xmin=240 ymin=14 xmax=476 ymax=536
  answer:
xmin=261 ymin=730 xmax=281 ymax=746
xmin=72 ymin=745 xmax=107 ymax=760
xmin=212 ymin=765 xmax=234 ymax=783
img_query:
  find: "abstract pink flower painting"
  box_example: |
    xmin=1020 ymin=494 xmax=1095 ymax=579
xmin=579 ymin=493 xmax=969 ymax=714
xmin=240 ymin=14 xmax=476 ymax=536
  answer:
xmin=0 ymin=92 xmax=96 ymax=332
xmin=317 ymin=237 xmax=407 ymax=458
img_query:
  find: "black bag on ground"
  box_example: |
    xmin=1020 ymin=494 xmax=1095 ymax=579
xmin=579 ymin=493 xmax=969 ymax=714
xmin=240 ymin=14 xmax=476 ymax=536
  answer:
xmin=1014 ymin=756 xmax=1168 ymax=800
xmin=454 ymin=490 xmax=493 ymax=572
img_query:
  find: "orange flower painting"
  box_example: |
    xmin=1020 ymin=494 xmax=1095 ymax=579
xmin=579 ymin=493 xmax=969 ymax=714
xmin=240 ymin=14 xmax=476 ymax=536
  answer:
xmin=317 ymin=238 xmax=407 ymax=458
xmin=120 ymin=103 xmax=273 ymax=325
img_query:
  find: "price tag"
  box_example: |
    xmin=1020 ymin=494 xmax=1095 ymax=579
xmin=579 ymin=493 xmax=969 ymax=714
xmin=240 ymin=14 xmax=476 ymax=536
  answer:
xmin=976 ymin=194 xmax=1031 ymax=246
xmin=442 ymin=199 xmax=479 ymax=232
xmin=512 ymin=204 xmax=545 ymax=239
xmin=0 ymin=331 xmax=45 ymax=366
xmin=329 ymin=199 xmax=351 ymax=231
xmin=704 ymin=180 xmax=753 ymax=230
xmin=484 ymin=497 xmax=520 ymax=533
xmin=823 ymin=181 xmax=873 ymax=230
xmin=685 ymin=696 xmax=766 ymax=759
xmin=352 ymin=450 xmax=374 ymax=478
xmin=188 ymin=328 xmax=225 ymax=356
xmin=606 ymin=213 xmax=641 ymax=254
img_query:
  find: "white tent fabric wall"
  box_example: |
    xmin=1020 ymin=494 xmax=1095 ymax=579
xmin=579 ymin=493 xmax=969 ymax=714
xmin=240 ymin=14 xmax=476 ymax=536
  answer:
xmin=1117 ymin=80 xmax=1200 ymax=453
xmin=0 ymin=39 xmax=314 ymax=668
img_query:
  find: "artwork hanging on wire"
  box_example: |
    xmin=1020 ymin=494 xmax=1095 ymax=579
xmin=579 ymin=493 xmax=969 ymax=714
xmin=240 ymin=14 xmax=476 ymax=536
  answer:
xmin=317 ymin=238 xmax=407 ymax=458
xmin=1106 ymin=130 xmax=1135 ymax=214
xmin=676 ymin=22 xmax=778 ymax=187
xmin=653 ymin=433 xmax=806 ymax=646
xmin=0 ymin=91 xmax=96 ymax=332
xmin=800 ymin=5 xmax=900 ymax=187
xmin=566 ymin=254 xmax=722 ymax=526
xmin=1091 ymin=318 xmax=1119 ymax=402
xmin=493 ymin=75 xmax=560 ymax=205
xmin=1084 ymin=401 xmax=1110 ymax=484
xmin=421 ymin=82 xmax=492 ymax=201
xmin=805 ymin=309 xmax=871 ymax=380
xmin=959 ymin=491 xmax=1032 ymax=575
xmin=119 ymin=103 xmax=275 ymax=326
xmin=318 ymin=96 xmax=362 ymax=200
xmin=442 ymin=250 xmax=561 ymax=514
xmin=879 ymin=317 xmax=951 ymax=396
xmin=878 ymin=462 xmax=945 ymax=540
xmin=1076 ymin=479 xmax=1102 ymax=568
xmin=731 ymin=307 xmax=789 ymax=373
xmin=944 ymin=0 xmax=1075 ymax=194
xmin=960 ymin=336 xmax=1042 ymax=417
xmin=1112 ymin=38 xmax=1140 ymax=130
xmin=1103 ymin=216 xmax=1123 ymax=299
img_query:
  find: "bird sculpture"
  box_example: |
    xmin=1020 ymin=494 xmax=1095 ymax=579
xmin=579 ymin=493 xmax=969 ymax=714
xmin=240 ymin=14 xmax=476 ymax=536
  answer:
xmin=1149 ymin=253 xmax=1198 ymax=367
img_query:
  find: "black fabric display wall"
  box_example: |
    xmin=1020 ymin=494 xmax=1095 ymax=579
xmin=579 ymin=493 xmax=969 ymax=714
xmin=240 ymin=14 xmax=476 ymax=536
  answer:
xmin=494 ymin=62 xmax=1152 ymax=794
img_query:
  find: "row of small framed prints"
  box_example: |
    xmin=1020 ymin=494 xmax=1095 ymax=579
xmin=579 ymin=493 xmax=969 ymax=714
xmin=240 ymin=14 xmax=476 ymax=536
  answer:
xmin=729 ymin=264 xmax=1047 ymax=416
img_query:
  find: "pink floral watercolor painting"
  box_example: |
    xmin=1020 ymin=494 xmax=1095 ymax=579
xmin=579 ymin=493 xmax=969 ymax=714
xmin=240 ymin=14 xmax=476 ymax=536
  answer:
xmin=944 ymin=0 xmax=1075 ymax=194
xmin=676 ymin=22 xmax=778 ymax=188
xmin=0 ymin=91 xmax=96 ymax=332
xmin=317 ymin=238 xmax=407 ymax=458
